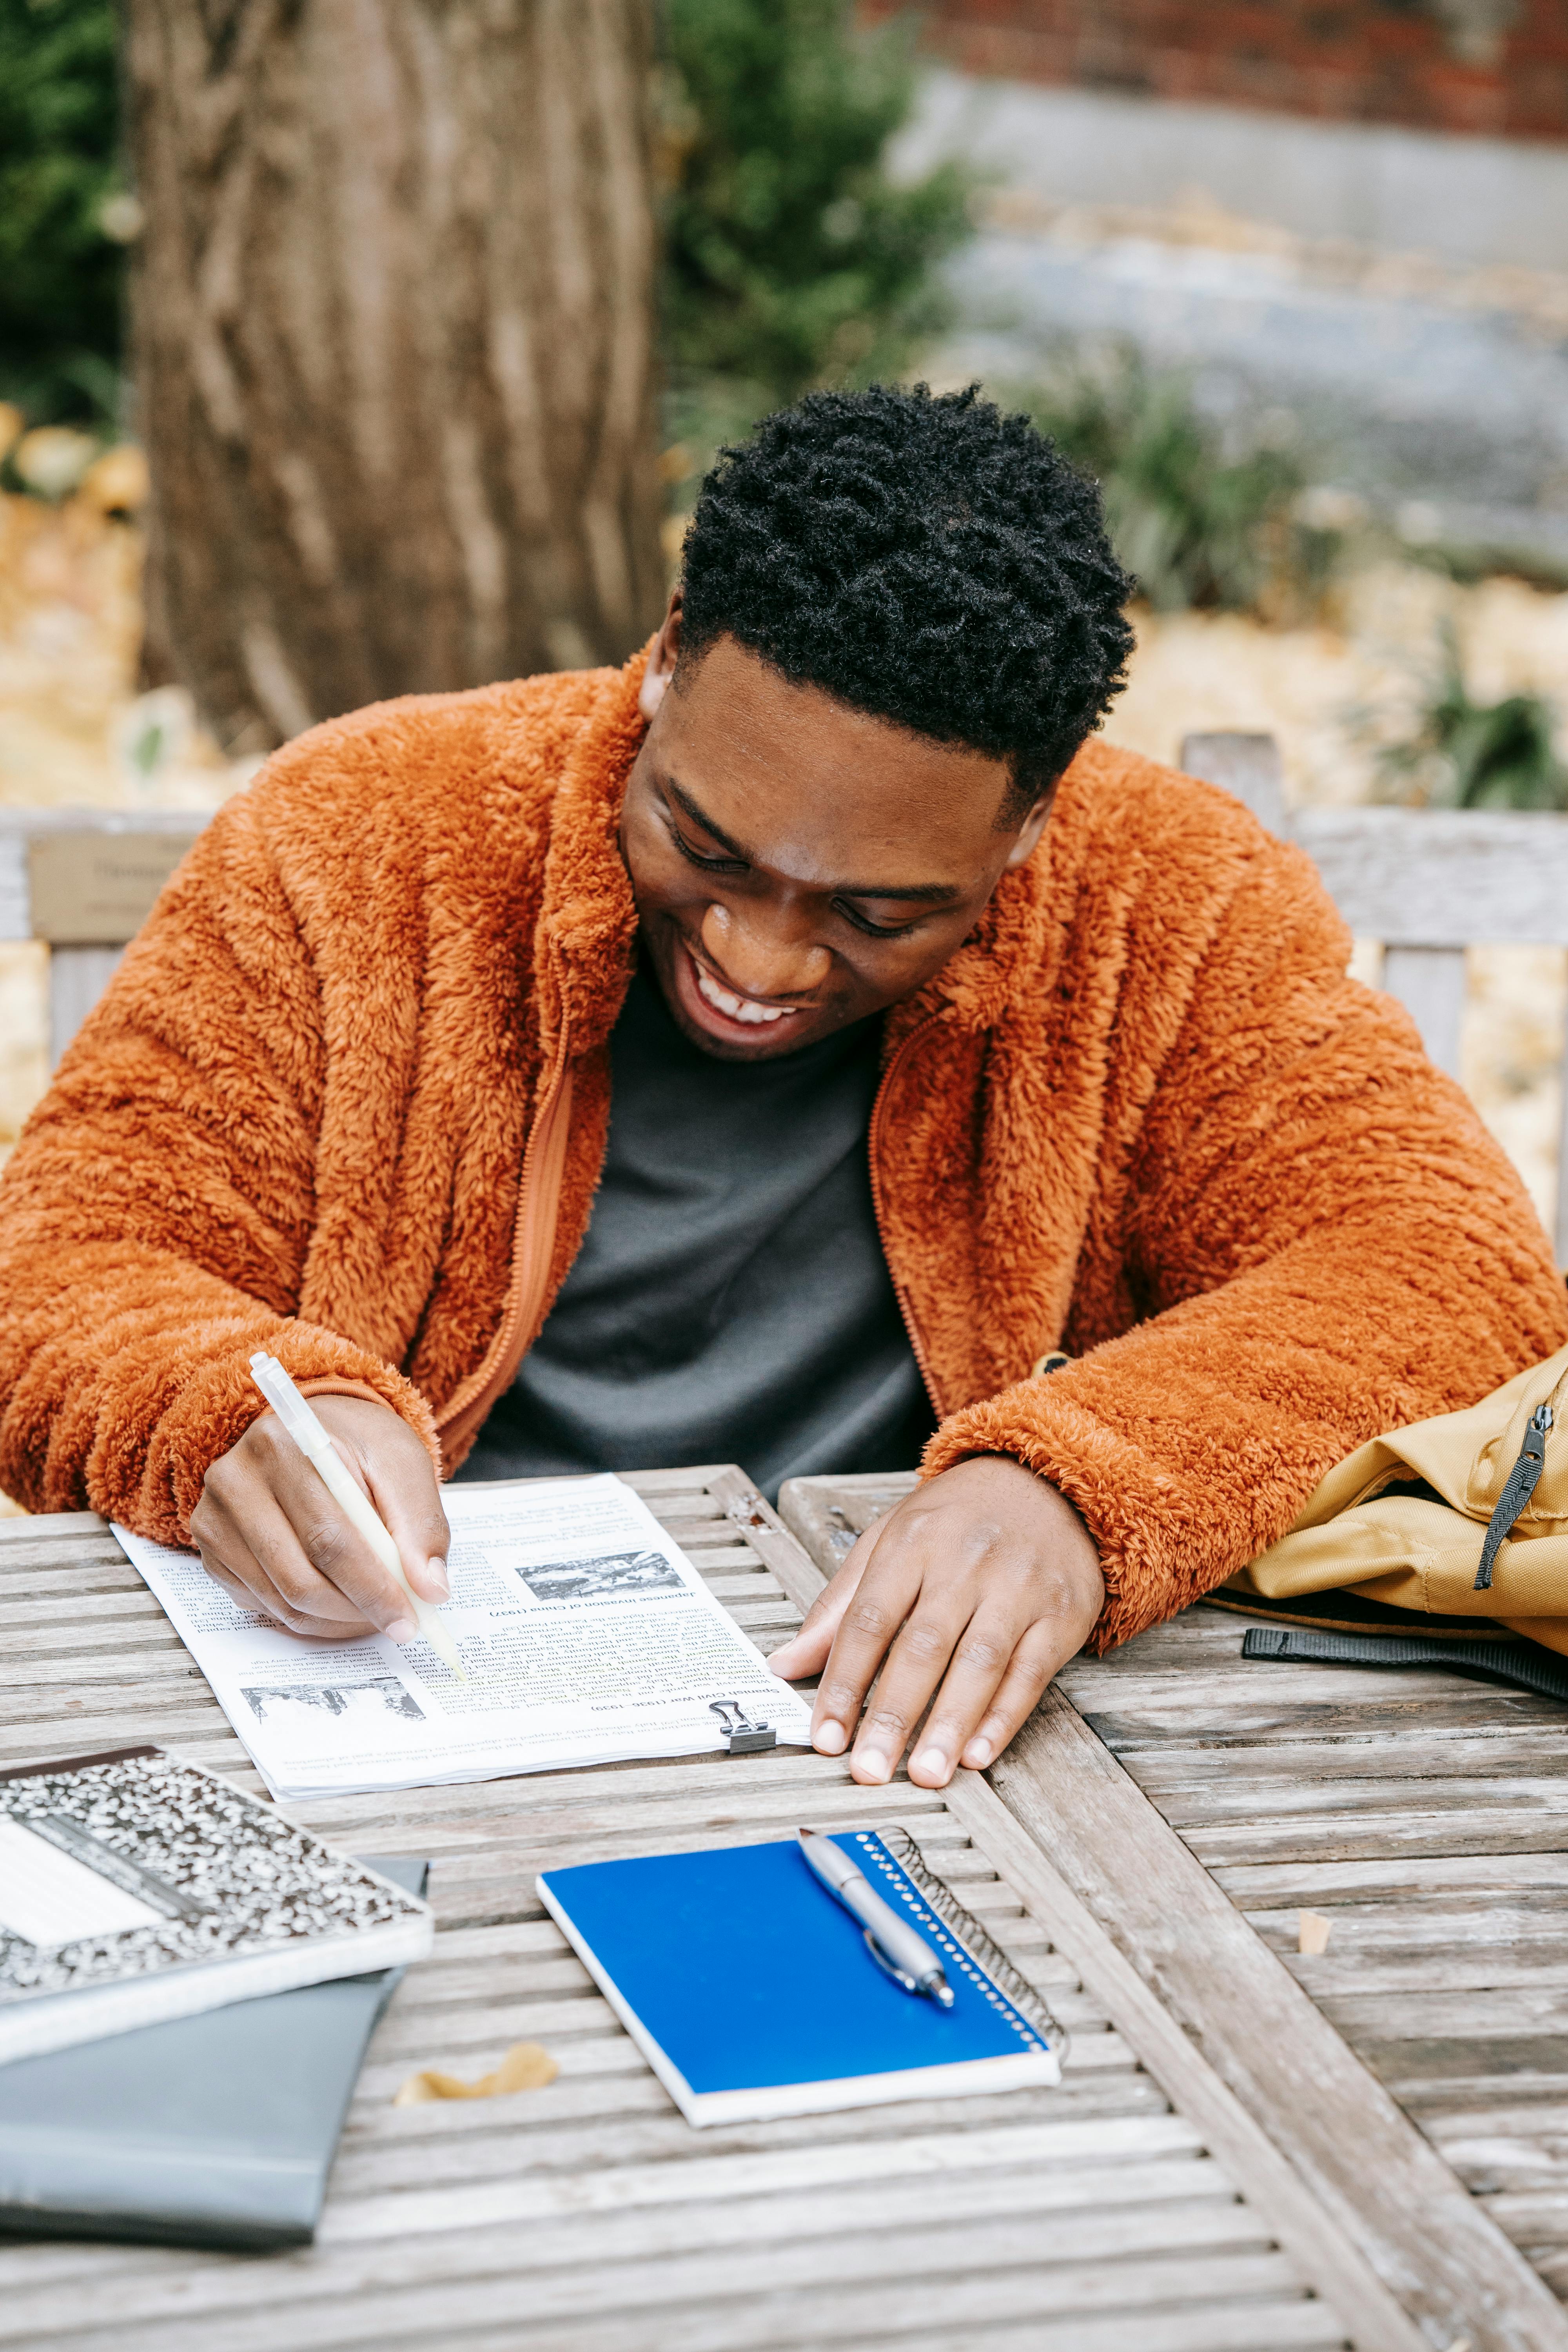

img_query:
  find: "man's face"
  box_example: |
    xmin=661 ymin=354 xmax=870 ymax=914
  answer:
xmin=620 ymin=610 xmax=1052 ymax=1061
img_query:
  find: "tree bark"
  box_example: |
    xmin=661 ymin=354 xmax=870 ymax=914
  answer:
xmin=125 ymin=0 xmax=664 ymax=752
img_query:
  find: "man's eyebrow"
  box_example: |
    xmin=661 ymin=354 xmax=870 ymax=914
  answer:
xmin=664 ymin=779 xmax=962 ymax=904
xmin=667 ymin=780 xmax=752 ymax=863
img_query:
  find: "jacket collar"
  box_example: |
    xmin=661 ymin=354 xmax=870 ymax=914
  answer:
xmin=534 ymin=649 xmax=648 ymax=1061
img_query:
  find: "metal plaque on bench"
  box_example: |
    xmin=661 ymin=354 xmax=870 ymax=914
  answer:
xmin=27 ymin=829 xmax=196 ymax=947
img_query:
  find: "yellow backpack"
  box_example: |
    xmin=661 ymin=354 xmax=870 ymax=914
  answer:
xmin=1223 ymin=1343 xmax=1568 ymax=1662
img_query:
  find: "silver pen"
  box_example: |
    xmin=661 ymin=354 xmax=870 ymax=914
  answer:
xmin=797 ymin=1827 xmax=955 ymax=2007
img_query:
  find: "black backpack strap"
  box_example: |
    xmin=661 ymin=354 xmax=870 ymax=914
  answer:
xmin=1242 ymin=1622 xmax=1568 ymax=1703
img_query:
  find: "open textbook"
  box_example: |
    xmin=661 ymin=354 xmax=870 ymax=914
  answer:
xmin=113 ymin=1475 xmax=814 ymax=1802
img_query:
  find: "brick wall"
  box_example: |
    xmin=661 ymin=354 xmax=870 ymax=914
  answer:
xmin=861 ymin=2 xmax=1568 ymax=142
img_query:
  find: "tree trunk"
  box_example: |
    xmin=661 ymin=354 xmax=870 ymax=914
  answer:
xmin=125 ymin=0 xmax=665 ymax=753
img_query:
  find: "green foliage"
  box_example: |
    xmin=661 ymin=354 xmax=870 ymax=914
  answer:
xmin=1013 ymin=343 xmax=1343 ymax=621
xmin=1376 ymin=623 xmax=1568 ymax=811
xmin=0 ymin=0 xmax=124 ymax=428
xmin=660 ymin=0 xmax=971 ymax=405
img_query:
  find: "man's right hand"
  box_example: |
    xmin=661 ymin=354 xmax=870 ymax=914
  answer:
xmin=191 ymin=1394 xmax=451 ymax=1641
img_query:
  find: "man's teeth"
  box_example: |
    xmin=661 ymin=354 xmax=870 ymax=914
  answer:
xmin=694 ymin=963 xmax=795 ymax=1025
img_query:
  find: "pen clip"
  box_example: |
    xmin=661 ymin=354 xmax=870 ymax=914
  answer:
xmin=862 ymin=1928 xmax=918 ymax=1995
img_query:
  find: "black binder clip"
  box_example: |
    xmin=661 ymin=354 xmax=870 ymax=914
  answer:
xmin=709 ymin=1698 xmax=776 ymax=1755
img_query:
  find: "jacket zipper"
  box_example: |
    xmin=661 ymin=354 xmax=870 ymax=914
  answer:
xmin=868 ymin=1012 xmax=944 ymax=1419
xmin=433 ymin=991 xmax=576 ymax=1463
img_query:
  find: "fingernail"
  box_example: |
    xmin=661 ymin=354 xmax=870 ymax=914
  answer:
xmin=855 ymin=1747 xmax=892 ymax=1783
xmin=914 ymin=1746 xmax=949 ymax=1782
xmin=386 ymin=1615 xmax=417 ymax=1644
xmin=963 ymin=1735 xmax=993 ymax=1767
xmin=814 ymin=1719 xmax=847 ymax=1755
xmin=425 ymin=1555 xmax=450 ymax=1599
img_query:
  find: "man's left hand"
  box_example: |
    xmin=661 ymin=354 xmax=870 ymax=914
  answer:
xmin=767 ymin=1455 xmax=1103 ymax=1787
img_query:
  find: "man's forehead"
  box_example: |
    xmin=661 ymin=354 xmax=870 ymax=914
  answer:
xmin=659 ymin=643 xmax=1017 ymax=863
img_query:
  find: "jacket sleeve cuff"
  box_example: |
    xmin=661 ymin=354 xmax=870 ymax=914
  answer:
xmin=296 ymin=1377 xmax=446 ymax=1471
xmin=133 ymin=1328 xmax=443 ymax=1544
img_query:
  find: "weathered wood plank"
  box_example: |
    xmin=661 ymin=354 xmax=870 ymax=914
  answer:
xmin=0 ymin=1508 xmax=107 ymax=1543
xmin=379 ymin=2309 xmax=1348 ymax=2352
xmin=940 ymin=1773 xmax=1439 ymax=2351
xmin=4 ymin=2257 xmax=1338 ymax=2352
xmin=1289 ymin=806 xmax=1568 ymax=950
xmin=1217 ymin=1853 xmax=1568 ymax=1906
xmin=984 ymin=1697 xmax=1568 ymax=2348
xmin=1130 ymin=1729 xmax=1568 ymax=1786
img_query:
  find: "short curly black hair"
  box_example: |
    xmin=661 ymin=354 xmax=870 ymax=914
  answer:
xmin=677 ymin=383 xmax=1134 ymax=818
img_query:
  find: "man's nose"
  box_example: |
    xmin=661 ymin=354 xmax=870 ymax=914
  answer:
xmin=700 ymin=900 xmax=832 ymax=998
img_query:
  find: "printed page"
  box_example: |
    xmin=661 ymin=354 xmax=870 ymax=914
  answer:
xmin=114 ymin=1474 xmax=813 ymax=1801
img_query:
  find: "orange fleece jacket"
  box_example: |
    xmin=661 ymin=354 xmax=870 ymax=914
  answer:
xmin=1 ymin=650 xmax=1563 ymax=1648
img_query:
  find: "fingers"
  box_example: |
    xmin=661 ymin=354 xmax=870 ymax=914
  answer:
xmin=192 ymin=1497 xmax=376 ymax=1637
xmin=195 ymin=1459 xmax=411 ymax=1639
xmin=766 ymin=1515 xmax=886 ymax=1690
xmin=905 ymin=1603 xmax=1087 ymax=1788
xmin=957 ymin=1617 xmax=1078 ymax=1772
xmin=891 ymin=1606 xmax=1018 ymax=1788
xmin=192 ymin=1396 xmax=445 ymax=1641
xmin=813 ymin=1544 xmax=934 ymax=1773
xmin=808 ymin=1497 xmax=1007 ymax=1782
xmin=769 ymin=1458 xmax=1105 ymax=1784
xmin=329 ymin=1411 xmax=452 ymax=1604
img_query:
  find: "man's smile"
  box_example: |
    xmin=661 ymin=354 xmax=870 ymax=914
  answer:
xmin=679 ymin=941 xmax=810 ymax=1040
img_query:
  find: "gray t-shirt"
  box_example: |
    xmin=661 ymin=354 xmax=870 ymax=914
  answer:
xmin=454 ymin=960 xmax=935 ymax=1500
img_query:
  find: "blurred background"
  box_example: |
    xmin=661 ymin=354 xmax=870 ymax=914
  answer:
xmin=2 ymin=0 xmax=1567 ymax=1209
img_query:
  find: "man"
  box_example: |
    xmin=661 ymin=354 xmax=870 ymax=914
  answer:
xmin=2 ymin=385 xmax=1562 ymax=1792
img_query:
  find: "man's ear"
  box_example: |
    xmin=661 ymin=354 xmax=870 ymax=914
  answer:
xmin=1004 ymin=786 xmax=1058 ymax=867
xmin=638 ymin=590 xmax=683 ymax=724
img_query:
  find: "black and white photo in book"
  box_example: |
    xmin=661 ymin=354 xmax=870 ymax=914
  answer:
xmin=0 ymin=1746 xmax=432 ymax=2064
xmin=515 ymin=1549 xmax=685 ymax=1602
xmin=242 ymin=1679 xmax=428 ymax=1726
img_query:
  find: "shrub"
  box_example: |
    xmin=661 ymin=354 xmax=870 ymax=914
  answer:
xmin=660 ymin=0 xmax=971 ymax=406
xmin=1374 ymin=623 xmax=1568 ymax=811
xmin=0 ymin=0 xmax=124 ymax=429
xmin=1011 ymin=343 xmax=1346 ymax=621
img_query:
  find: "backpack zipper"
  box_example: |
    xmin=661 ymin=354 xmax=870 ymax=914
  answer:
xmin=1474 ymin=1400 xmax=1553 ymax=1591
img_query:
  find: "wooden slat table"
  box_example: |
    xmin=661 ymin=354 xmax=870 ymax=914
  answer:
xmin=782 ymin=1472 xmax=1568 ymax=2352
xmin=0 ymin=1466 xmax=1545 ymax=2352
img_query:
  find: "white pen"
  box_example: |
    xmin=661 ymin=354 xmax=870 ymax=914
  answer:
xmin=247 ymin=1351 xmax=467 ymax=1681
xmin=797 ymin=1826 xmax=954 ymax=2007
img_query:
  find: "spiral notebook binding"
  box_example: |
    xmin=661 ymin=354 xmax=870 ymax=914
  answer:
xmin=876 ymin=1823 xmax=1070 ymax=2066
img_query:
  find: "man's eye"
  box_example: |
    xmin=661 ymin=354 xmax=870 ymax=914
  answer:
xmin=835 ymin=900 xmax=920 ymax=940
xmin=671 ymin=828 xmax=744 ymax=873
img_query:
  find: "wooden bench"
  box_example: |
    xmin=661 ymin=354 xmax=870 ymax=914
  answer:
xmin=0 ymin=809 xmax=205 ymax=1069
xmin=5 ymin=1471 xmax=1563 ymax=2350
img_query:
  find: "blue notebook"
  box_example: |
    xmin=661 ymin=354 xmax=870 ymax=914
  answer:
xmin=538 ymin=1829 xmax=1062 ymax=2126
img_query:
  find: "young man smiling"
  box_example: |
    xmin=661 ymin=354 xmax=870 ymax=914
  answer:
xmin=1 ymin=386 xmax=1563 ymax=1789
